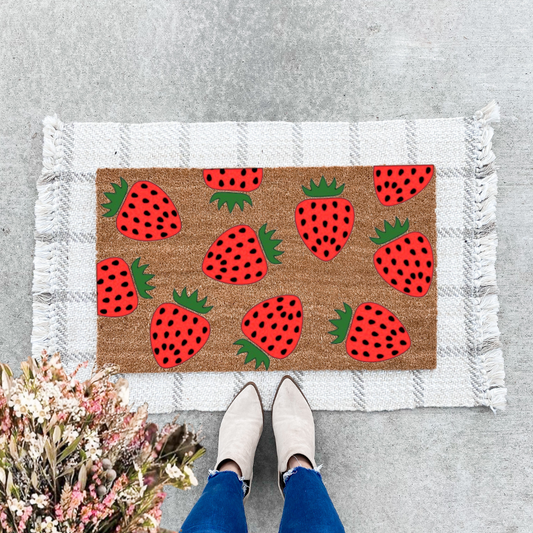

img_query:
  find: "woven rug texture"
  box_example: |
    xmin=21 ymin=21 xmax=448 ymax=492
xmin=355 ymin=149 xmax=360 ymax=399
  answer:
xmin=32 ymin=102 xmax=506 ymax=413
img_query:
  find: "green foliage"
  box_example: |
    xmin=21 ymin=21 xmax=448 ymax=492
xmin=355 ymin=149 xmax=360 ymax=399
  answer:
xmin=102 ymin=177 xmax=128 ymax=218
xmin=258 ymin=224 xmax=284 ymax=265
xmin=328 ymin=303 xmax=353 ymax=344
xmin=173 ymin=288 xmax=213 ymax=314
xmin=370 ymin=217 xmax=410 ymax=245
xmin=235 ymin=339 xmax=270 ymax=370
xmin=209 ymin=192 xmax=253 ymax=213
xmin=131 ymin=258 xmax=155 ymax=299
xmin=302 ymin=176 xmax=345 ymax=198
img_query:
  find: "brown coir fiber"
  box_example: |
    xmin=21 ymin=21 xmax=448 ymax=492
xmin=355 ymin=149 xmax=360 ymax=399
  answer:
xmin=96 ymin=167 xmax=437 ymax=373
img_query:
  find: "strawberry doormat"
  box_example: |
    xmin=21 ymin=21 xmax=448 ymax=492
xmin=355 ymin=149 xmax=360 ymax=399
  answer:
xmin=34 ymin=104 xmax=506 ymax=412
xmin=96 ymin=166 xmax=437 ymax=373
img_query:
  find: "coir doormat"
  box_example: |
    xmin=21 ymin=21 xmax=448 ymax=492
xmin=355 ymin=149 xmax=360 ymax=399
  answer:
xmin=96 ymin=166 xmax=437 ymax=374
xmin=32 ymin=102 xmax=506 ymax=412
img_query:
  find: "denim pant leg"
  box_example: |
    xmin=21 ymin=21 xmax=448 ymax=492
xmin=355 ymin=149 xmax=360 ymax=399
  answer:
xmin=279 ymin=467 xmax=345 ymax=533
xmin=180 ymin=471 xmax=248 ymax=533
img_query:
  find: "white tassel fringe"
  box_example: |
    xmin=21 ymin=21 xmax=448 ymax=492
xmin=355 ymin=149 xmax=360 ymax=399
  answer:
xmin=31 ymin=116 xmax=65 ymax=356
xmin=473 ymin=101 xmax=507 ymax=411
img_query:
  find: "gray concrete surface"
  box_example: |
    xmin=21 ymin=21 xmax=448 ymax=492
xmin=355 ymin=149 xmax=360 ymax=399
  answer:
xmin=1 ymin=1 xmax=531 ymax=531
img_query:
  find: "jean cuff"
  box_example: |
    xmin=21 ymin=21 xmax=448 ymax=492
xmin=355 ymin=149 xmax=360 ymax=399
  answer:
xmin=282 ymin=464 xmax=323 ymax=485
xmin=208 ymin=469 xmax=249 ymax=498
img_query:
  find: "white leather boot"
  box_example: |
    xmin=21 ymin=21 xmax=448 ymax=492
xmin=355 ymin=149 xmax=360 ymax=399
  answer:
xmin=214 ymin=382 xmax=264 ymax=500
xmin=272 ymin=376 xmax=317 ymax=496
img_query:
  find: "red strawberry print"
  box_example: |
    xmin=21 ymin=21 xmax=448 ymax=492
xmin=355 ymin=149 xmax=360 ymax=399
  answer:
xmin=295 ymin=177 xmax=354 ymax=261
xmin=329 ymin=302 xmax=411 ymax=362
xmin=97 ymin=257 xmax=154 ymax=317
xmin=150 ymin=288 xmax=212 ymax=369
xmin=102 ymin=178 xmax=181 ymax=241
xmin=371 ymin=217 xmax=434 ymax=297
xmin=202 ymin=224 xmax=283 ymax=285
xmin=204 ymin=168 xmax=263 ymax=213
xmin=235 ymin=295 xmax=303 ymax=369
xmin=373 ymin=165 xmax=434 ymax=206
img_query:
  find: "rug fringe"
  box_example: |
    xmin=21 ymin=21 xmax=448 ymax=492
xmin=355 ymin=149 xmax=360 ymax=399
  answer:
xmin=473 ymin=101 xmax=507 ymax=411
xmin=31 ymin=116 xmax=65 ymax=356
xmin=42 ymin=115 xmax=64 ymax=173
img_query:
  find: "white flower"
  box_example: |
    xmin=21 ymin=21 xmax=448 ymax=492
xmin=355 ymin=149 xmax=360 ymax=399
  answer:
xmin=7 ymin=497 xmax=26 ymax=516
xmin=62 ymin=426 xmax=79 ymax=444
xmin=31 ymin=516 xmax=59 ymax=533
xmin=30 ymin=493 xmax=48 ymax=509
xmin=84 ymin=431 xmax=102 ymax=460
xmin=165 ymin=463 xmax=184 ymax=480
xmin=25 ymin=431 xmax=45 ymax=460
xmin=184 ymin=465 xmax=198 ymax=486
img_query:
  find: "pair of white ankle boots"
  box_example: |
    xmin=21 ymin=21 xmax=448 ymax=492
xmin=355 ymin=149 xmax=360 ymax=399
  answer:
xmin=215 ymin=376 xmax=316 ymax=499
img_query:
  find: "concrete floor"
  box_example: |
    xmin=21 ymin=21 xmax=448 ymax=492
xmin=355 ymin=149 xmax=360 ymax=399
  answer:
xmin=1 ymin=1 xmax=531 ymax=531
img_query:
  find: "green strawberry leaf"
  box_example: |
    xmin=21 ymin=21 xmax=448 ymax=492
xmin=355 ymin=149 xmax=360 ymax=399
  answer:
xmin=102 ymin=177 xmax=128 ymax=218
xmin=131 ymin=258 xmax=155 ymax=299
xmin=173 ymin=288 xmax=213 ymax=314
xmin=209 ymin=192 xmax=253 ymax=213
xmin=258 ymin=224 xmax=284 ymax=265
xmin=302 ymin=176 xmax=345 ymax=198
xmin=370 ymin=217 xmax=410 ymax=245
xmin=328 ymin=303 xmax=353 ymax=344
xmin=235 ymin=339 xmax=270 ymax=370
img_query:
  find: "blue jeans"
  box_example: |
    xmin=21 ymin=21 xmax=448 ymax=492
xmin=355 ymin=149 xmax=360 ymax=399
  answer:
xmin=180 ymin=467 xmax=345 ymax=533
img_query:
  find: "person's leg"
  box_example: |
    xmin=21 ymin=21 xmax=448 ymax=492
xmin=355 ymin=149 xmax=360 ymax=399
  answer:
xmin=180 ymin=468 xmax=247 ymax=533
xmin=272 ymin=377 xmax=345 ymax=533
xmin=179 ymin=383 xmax=263 ymax=533
xmin=278 ymin=459 xmax=344 ymax=533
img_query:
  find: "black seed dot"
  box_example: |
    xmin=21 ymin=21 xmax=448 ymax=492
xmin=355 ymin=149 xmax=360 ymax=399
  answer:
xmin=114 ymin=306 xmax=121 ymax=312
xmin=410 ymin=249 xmax=416 ymax=256
xmin=391 ymin=279 xmax=397 ymax=285
xmin=105 ymin=287 xmax=112 ymax=293
xmin=356 ymin=316 xmax=363 ymax=321
xmin=421 ymin=247 xmax=428 ymax=254
xmin=281 ymin=348 xmax=287 ymax=355
xmin=417 ymin=286 xmax=423 ymax=293
xmin=376 ymin=170 xmax=381 ymax=177
xmin=251 ymin=331 xmax=257 ymax=338
xmin=103 ymin=298 xmax=110 ymax=303
xmin=385 ymin=195 xmax=391 ymax=202
xmin=311 ymin=202 xmax=316 ymax=209
xmin=410 ymin=188 xmax=417 ymax=195
xmin=405 ymin=287 xmax=411 ymax=293
xmin=145 ymin=234 xmax=153 ymax=239
xmin=132 ymin=229 xmax=139 ymax=235
xmin=377 ymin=185 xmax=382 ymax=192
